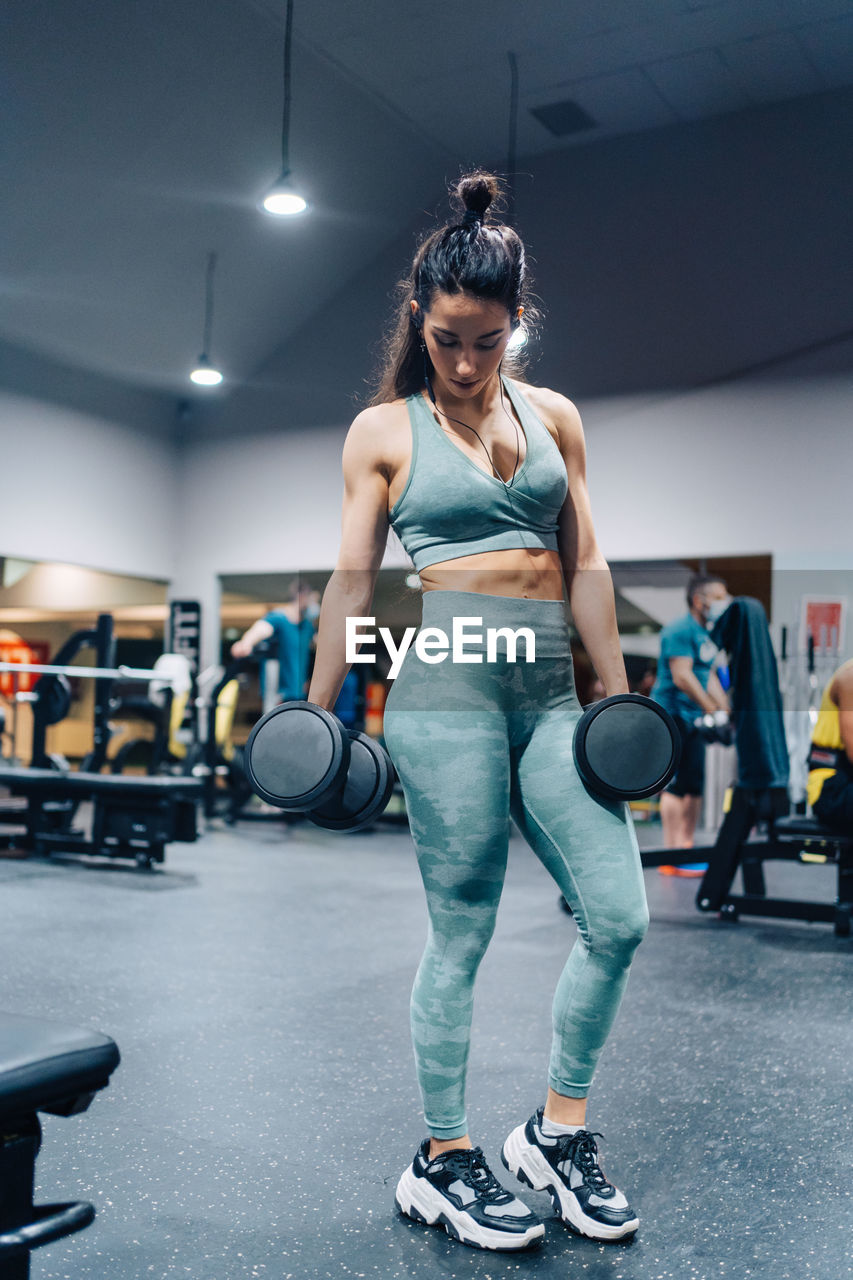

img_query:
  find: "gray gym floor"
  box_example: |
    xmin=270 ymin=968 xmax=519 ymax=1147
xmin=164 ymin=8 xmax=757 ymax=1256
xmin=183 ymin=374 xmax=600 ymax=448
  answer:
xmin=2 ymin=813 xmax=850 ymax=1280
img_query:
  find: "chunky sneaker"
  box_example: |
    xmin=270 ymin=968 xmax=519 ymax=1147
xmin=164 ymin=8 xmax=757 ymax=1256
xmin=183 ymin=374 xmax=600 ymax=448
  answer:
xmin=395 ymin=1140 xmax=545 ymax=1251
xmin=502 ymin=1108 xmax=639 ymax=1241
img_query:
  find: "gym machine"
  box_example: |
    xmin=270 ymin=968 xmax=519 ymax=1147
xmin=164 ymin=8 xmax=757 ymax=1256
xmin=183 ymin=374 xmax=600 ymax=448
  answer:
xmin=0 ymin=615 xmax=202 ymax=867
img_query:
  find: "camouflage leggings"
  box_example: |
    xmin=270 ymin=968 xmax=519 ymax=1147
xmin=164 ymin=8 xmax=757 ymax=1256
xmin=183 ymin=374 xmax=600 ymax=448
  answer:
xmin=383 ymin=591 xmax=649 ymax=1140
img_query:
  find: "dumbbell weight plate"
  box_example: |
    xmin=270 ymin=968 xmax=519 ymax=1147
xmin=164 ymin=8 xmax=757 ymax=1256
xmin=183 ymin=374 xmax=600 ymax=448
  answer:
xmin=244 ymin=700 xmax=350 ymax=811
xmin=307 ymin=731 xmax=396 ymax=833
xmin=573 ymin=694 xmax=681 ymax=802
xmin=35 ymin=673 xmax=73 ymax=726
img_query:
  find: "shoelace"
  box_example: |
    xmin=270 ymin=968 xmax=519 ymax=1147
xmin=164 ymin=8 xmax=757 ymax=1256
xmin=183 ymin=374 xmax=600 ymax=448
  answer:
xmin=556 ymin=1130 xmax=614 ymax=1194
xmin=440 ymin=1146 xmax=509 ymax=1202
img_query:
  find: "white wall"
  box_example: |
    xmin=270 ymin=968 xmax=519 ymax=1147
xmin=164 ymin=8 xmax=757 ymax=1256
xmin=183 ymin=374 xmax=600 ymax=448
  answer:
xmin=0 ymin=340 xmax=178 ymax=582
xmin=579 ymin=372 xmax=853 ymax=567
xmin=580 ymin=371 xmax=853 ymax=664
xmin=0 ymin=389 xmax=178 ymax=580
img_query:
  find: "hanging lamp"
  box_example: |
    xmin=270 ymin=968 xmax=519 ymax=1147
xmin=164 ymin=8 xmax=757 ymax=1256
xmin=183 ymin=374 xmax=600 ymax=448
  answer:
xmin=260 ymin=0 xmax=307 ymax=216
xmin=190 ymin=251 xmax=224 ymax=386
xmin=505 ymin=50 xmax=527 ymax=352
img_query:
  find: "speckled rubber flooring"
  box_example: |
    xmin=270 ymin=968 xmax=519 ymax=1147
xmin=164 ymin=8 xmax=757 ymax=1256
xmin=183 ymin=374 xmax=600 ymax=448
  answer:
xmin=1 ymin=815 xmax=851 ymax=1280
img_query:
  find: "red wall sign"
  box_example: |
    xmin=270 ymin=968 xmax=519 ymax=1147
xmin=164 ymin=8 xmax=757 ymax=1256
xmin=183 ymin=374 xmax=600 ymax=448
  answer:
xmin=0 ymin=641 xmax=51 ymax=697
xmin=801 ymin=598 xmax=846 ymax=655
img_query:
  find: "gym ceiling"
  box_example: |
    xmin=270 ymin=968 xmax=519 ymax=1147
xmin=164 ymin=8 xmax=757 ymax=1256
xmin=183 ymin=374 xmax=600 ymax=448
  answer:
xmin=3 ymin=0 xmax=852 ymax=414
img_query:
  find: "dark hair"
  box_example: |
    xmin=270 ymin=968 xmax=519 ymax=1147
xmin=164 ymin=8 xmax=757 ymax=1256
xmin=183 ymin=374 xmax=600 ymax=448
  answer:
xmin=686 ymin=574 xmax=727 ymax=608
xmin=368 ymin=171 xmax=541 ymax=405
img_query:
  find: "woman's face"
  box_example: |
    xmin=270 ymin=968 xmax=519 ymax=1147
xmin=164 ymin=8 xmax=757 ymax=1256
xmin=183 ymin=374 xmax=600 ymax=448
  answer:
xmin=411 ymin=292 xmax=522 ymax=398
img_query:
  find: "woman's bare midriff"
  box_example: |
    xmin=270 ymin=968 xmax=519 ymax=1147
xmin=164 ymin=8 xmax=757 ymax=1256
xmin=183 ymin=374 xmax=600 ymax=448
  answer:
xmin=417 ymin=547 xmax=565 ymax=602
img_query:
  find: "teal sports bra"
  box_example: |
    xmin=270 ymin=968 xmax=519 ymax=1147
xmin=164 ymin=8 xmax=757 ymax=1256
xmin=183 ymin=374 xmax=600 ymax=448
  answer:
xmin=389 ymin=375 xmax=569 ymax=572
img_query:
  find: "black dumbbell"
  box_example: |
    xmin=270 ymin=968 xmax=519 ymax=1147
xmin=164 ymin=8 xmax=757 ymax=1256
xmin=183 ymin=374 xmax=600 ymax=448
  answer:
xmin=244 ymin=700 xmax=395 ymax=833
xmin=573 ymin=694 xmax=681 ymax=802
xmin=692 ymin=711 xmax=735 ymax=746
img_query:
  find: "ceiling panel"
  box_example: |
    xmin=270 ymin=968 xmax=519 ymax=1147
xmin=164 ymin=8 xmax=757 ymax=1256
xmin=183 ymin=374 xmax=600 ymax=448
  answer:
xmin=796 ymin=14 xmax=853 ymax=88
xmin=530 ymin=67 xmax=679 ymax=139
xmin=645 ymin=46 xmax=753 ymax=118
xmin=719 ymin=31 xmax=825 ymax=102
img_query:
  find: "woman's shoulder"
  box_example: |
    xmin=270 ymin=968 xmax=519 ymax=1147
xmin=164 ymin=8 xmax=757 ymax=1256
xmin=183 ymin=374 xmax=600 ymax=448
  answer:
xmin=506 ymin=378 xmax=583 ymax=448
xmin=347 ymin=396 xmax=412 ymax=440
xmin=343 ymin=397 xmax=413 ymax=472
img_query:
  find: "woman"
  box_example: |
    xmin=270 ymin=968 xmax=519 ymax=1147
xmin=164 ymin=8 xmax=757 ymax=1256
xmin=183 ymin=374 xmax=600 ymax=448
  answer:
xmin=307 ymin=172 xmax=648 ymax=1252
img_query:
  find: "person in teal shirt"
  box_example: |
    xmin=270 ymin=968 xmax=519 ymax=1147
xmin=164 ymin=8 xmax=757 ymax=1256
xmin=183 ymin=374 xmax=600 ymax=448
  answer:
xmin=651 ymin=575 xmax=731 ymax=870
xmin=231 ymin=583 xmax=320 ymax=701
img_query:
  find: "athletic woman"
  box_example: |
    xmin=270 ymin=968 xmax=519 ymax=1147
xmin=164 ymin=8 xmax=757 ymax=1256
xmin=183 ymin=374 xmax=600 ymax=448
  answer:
xmin=307 ymin=171 xmax=649 ymax=1252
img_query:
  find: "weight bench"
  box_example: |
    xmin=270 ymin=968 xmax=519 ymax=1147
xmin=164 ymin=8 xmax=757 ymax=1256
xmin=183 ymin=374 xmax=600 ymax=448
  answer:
xmin=696 ymin=802 xmax=853 ymax=937
xmin=0 ymin=1011 xmax=120 ymax=1279
xmin=0 ymin=766 xmax=202 ymax=867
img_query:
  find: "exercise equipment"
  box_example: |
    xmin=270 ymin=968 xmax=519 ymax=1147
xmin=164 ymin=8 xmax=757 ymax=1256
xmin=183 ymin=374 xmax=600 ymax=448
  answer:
xmin=693 ymin=709 xmax=735 ymax=746
xmin=0 ymin=612 xmax=162 ymax=772
xmin=0 ymin=617 xmax=206 ymax=865
xmin=106 ymin=655 xmax=194 ymax=777
xmin=0 ymin=766 xmax=202 ymax=868
xmin=0 ymin=1010 xmax=120 ymax=1279
xmin=244 ymin=700 xmax=395 ymax=832
xmin=307 ymin=731 xmax=395 ymax=832
xmin=641 ymin=801 xmax=853 ymax=938
xmin=573 ymin=694 xmax=680 ymax=802
xmin=698 ymin=798 xmax=853 ymax=937
xmin=195 ymin=657 xmax=266 ymax=822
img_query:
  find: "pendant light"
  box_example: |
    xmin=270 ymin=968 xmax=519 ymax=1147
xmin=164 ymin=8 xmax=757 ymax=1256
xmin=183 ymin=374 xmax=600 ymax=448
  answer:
xmin=505 ymin=50 xmax=528 ymax=352
xmin=260 ymin=0 xmax=308 ymax=216
xmin=190 ymin=251 xmax=223 ymax=386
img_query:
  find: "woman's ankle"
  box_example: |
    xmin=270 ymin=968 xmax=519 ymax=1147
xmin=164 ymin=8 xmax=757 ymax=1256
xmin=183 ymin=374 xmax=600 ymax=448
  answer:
xmin=428 ymin=1135 xmax=473 ymax=1160
xmin=543 ymin=1086 xmax=588 ymax=1128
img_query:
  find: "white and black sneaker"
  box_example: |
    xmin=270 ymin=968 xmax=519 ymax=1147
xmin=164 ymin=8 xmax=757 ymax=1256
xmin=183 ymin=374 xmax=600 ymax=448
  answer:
xmin=395 ymin=1140 xmax=545 ymax=1251
xmin=502 ymin=1108 xmax=639 ymax=1241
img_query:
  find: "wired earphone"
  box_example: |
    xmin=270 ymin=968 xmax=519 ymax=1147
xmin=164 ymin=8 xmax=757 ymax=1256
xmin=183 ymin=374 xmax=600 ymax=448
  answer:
xmin=413 ymin=312 xmax=522 ymax=491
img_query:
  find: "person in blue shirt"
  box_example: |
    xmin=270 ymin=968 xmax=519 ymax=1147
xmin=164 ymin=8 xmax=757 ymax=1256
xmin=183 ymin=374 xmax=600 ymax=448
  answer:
xmin=651 ymin=574 xmax=731 ymax=870
xmin=231 ymin=582 xmax=320 ymax=702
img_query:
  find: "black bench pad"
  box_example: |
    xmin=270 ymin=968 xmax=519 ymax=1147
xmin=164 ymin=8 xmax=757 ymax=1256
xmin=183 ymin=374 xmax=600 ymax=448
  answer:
xmin=0 ymin=1012 xmax=120 ymax=1124
xmin=772 ymin=815 xmax=853 ymax=844
xmin=0 ymin=766 xmax=202 ymax=799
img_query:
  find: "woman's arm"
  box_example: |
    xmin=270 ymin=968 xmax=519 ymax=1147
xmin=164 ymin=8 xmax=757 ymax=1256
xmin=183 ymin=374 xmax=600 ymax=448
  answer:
xmin=549 ymin=392 xmax=628 ymax=699
xmin=307 ymin=408 xmax=392 ymax=711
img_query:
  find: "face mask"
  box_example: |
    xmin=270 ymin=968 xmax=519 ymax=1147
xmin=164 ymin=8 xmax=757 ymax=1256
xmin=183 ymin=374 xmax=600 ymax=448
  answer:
xmin=705 ymin=597 xmax=731 ymax=628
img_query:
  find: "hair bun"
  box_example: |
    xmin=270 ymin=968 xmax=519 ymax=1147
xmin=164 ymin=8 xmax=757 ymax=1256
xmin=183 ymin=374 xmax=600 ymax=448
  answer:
xmin=454 ymin=171 xmax=501 ymax=220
